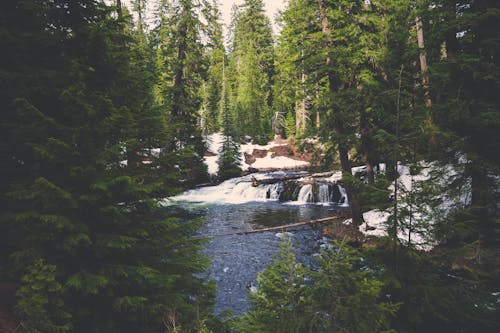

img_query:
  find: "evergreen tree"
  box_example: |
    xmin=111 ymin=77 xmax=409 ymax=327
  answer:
xmin=152 ymin=0 xmax=209 ymax=185
xmin=424 ymin=0 xmax=500 ymax=247
xmin=238 ymin=240 xmax=398 ymax=333
xmin=370 ymin=244 xmax=499 ymax=332
xmin=217 ymin=66 xmax=241 ymax=181
xmin=228 ymin=0 xmax=275 ymax=142
xmin=275 ymin=0 xmax=321 ymax=139
xmin=238 ymin=240 xmax=315 ymax=333
xmin=200 ymin=0 xmax=226 ymax=135
xmin=0 ymin=1 xmax=214 ymax=331
xmin=313 ymin=242 xmax=398 ymax=332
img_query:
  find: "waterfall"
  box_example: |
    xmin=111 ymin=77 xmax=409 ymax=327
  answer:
xmin=267 ymin=183 xmax=282 ymax=200
xmin=338 ymin=185 xmax=349 ymax=207
xmin=170 ymin=172 xmax=350 ymax=207
xmin=317 ymin=183 xmax=330 ymax=203
xmin=297 ymin=184 xmax=313 ymax=203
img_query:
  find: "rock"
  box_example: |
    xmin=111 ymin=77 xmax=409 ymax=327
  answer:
xmin=244 ymin=152 xmax=256 ymax=165
xmin=251 ymin=148 xmax=268 ymax=158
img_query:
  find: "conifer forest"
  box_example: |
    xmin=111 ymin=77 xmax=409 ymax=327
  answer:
xmin=1 ymin=0 xmax=499 ymax=332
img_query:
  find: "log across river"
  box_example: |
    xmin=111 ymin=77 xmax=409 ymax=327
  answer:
xmin=195 ymin=215 xmax=342 ymax=238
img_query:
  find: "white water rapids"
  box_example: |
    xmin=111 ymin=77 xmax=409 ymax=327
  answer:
xmin=170 ymin=172 xmax=348 ymax=206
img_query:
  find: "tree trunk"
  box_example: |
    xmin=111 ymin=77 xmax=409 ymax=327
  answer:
xmin=393 ymin=65 xmax=404 ymax=247
xmin=116 ymin=0 xmax=122 ymax=20
xmin=296 ymin=48 xmax=307 ymax=135
xmin=318 ymin=0 xmax=364 ymax=225
xmin=136 ymin=0 xmax=144 ymax=33
xmin=360 ymin=108 xmax=375 ymax=184
xmin=416 ymin=16 xmax=434 ymax=144
xmin=315 ymin=83 xmax=321 ymax=130
xmin=444 ymin=2 xmax=458 ymax=62
xmin=173 ymin=22 xmax=187 ymax=118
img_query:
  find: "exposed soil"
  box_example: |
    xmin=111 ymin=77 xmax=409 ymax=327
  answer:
xmin=0 ymin=283 xmax=19 ymax=333
xmin=243 ymin=138 xmax=323 ymax=168
xmin=321 ymin=217 xmax=365 ymax=245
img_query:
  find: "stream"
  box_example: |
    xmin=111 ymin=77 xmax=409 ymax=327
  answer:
xmin=167 ymin=171 xmax=347 ymax=315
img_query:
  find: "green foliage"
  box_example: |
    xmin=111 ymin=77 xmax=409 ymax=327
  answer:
xmin=0 ymin=1 xmax=214 ymax=332
xmin=217 ymin=73 xmax=242 ymax=181
xmin=238 ymin=240 xmax=398 ymax=333
xmin=2 ymin=0 xmax=499 ymax=332
xmin=217 ymin=137 xmax=242 ymax=181
xmin=284 ymin=110 xmax=296 ymax=139
xmin=152 ymin=0 xmax=209 ymax=185
xmin=227 ymin=0 xmax=275 ymax=141
xmin=199 ymin=0 xmax=226 ymax=135
xmin=16 ymin=260 xmax=72 ymax=333
xmin=424 ymin=0 xmax=500 ymax=247
xmin=368 ymin=245 xmax=499 ymax=333
xmin=312 ymin=242 xmax=399 ymax=333
xmin=238 ymin=240 xmax=314 ymax=333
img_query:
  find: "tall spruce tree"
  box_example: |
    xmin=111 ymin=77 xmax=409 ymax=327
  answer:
xmin=423 ymin=0 xmax=500 ymax=247
xmin=153 ymin=0 xmax=209 ymax=185
xmin=217 ymin=66 xmax=242 ymax=181
xmin=228 ymin=0 xmax=275 ymax=142
xmin=199 ymin=0 xmax=226 ymax=135
xmin=238 ymin=240 xmax=398 ymax=333
xmin=0 ymin=1 xmax=214 ymax=332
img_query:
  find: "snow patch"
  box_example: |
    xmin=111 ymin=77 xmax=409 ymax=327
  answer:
xmin=205 ymin=132 xmax=224 ymax=155
xmin=204 ymin=155 xmax=219 ymax=175
xmin=347 ymin=162 xmax=469 ymax=251
xmin=203 ymin=132 xmax=310 ymax=174
xmin=250 ymin=152 xmax=309 ymax=170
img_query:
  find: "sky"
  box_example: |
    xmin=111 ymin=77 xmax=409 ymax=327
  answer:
xmin=219 ymin=0 xmax=287 ymax=35
xmin=121 ymin=0 xmax=287 ymax=37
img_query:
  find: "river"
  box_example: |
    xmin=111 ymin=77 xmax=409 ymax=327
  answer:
xmin=167 ymin=171 xmax=347 ymax=314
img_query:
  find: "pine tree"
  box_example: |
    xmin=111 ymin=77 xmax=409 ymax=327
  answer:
xmin=424 ymin=0 xmax=500 ymax=247
xmin=313 ymin=242 xmax=398 ymax=333
xmin=152 ymin=0 xmax=209 ymax=186
xmin=15 ymin=260 xmax=72 ymax=332
xmin=238 ymin=239 xmax=314 ymax=333
xmin=0 ymin=1 xmax=214 ymax=331
xmin=228 ymin=0 xmax=275 ymax=142
xmin=217 ymin=66 xmax=241 ymax=181
xmin=238 ymin=240 xmax=398 ymax=333
xmin=200 ymin=0 xmax=226 ymax=135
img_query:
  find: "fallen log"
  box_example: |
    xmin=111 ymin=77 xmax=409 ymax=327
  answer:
xmin=197 ymin=215 xmax=342 ymax=238
xmin=251 ymin=173 xmax=307 ymax=187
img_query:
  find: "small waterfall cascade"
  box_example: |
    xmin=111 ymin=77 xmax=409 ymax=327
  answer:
xmin=267 ymin=182 xmax=283 ymax=200
xmin=317 ymin=183 xmax=331 ymax=203
xmin=338 ymin=185 xmax=349 ymax=207
xmin=297 ymin=184 xmax=313 ymax=203
xmin=172 ymin=172 xmax=348 ymax=206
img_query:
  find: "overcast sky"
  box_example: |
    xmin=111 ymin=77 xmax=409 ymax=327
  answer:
xmin=219 ymin=0 xmax=287 ymax=35
xmin=121 ymin=0 xmax=287 ymax=38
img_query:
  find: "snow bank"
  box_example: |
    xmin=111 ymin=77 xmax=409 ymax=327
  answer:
xmin=239 ymin=140 xmax=300 ymax=171
xmin=203 ymin=132 xmax=310 ymax=175
xmin=250 ymin=152 xmax=309 ymax=170
xmin=204 ymin=155 xmax=219 ymax=175
xmin=205 ymin=132 xmax=224 ymax=155
xmin=343 ymin=209 xmax=433 ymax=251
xmin=204 ymin=133 xmax=225 ymax=175
xmin=322 ymin=171 xmax=343 ymax=182
xmin=345 ymin=162 xmax=470 ymax=251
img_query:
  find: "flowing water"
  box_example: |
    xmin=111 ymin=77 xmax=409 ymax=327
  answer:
xmin=167 ymin=171 xmax=347 ymax=314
